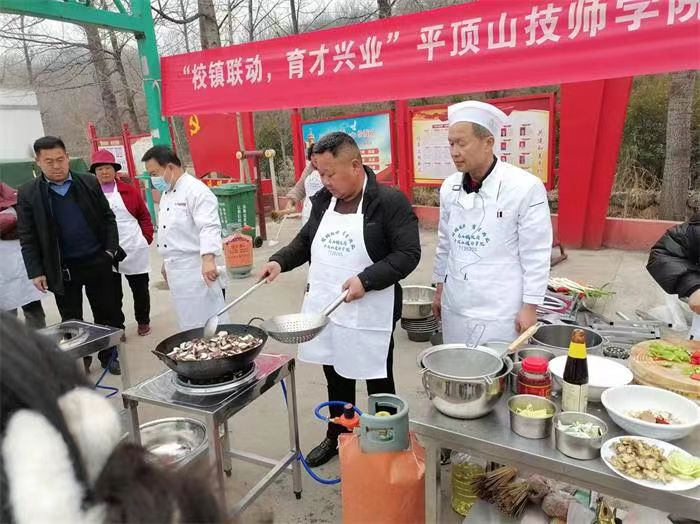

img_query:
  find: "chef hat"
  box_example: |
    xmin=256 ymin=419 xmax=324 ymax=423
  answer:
xmin=448 ymin=100 xmax=508 ymax=137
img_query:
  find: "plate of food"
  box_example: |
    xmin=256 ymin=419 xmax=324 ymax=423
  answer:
xmin=601 ymin=436 xmax=700 ymax=491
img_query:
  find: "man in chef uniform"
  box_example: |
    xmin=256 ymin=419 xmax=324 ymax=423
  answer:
xmin=432 ymin=101 xmax=552 ymax=345
xmin=260 ymin=132 xmax=420 ymax=467
xmin=141 ymin=146 xmax=227 ymax=330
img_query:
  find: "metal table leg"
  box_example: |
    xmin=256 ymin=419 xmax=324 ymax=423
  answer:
xmin=205 ymin=414 xmax=227 ymax=509
xmin=117 ymin=341 xmax=132 ymax=390
xmin=222 ymin=420 xmax=233 ymax=477
xmin=424 ymin=437 xmax=441 ymax=524
xmin=285 ymin=369 xmax=302 ymax=499
xmin=123 ymin=399 xmax=141 ymax=445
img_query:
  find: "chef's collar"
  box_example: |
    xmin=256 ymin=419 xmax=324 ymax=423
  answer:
xmin=462 ymin=156 xmax=497 ymax=194
xmin=167 ymin=171 xmax=188 ymax=193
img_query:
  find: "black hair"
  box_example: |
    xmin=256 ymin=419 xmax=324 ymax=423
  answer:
xmin=312 ymin=132 xmax=361 ymax=160
xmin=306 ymin=143 xmax=315 ymax=161
xmin=33 ymin=136 xmax=66 ymax=155
xmin=141 ymin=145 xmax=182 ymax=167
xmin=0 ymin=315 xmax=223 ymax=523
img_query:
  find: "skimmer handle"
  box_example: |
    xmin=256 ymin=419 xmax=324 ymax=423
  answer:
xmin=321 ymin=290 xmax=350 ymax=317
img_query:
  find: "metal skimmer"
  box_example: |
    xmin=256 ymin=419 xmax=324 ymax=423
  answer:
xmin=253 ymin=290 xmax=348 ymax=344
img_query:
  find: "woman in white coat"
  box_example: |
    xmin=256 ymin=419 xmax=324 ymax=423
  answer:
xmin=141 ymin=146 xmax=227 ymax=331
xmin=0 ymin=183 xmax=47 ymax=328
xmin=432 ymin=101 xmax=553 ymax=345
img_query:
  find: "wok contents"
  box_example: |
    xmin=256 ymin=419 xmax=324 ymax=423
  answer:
xmin=556 ymin=420 xmax=603 ymax=439
xmin=514 ymin=404 xmax=553 ymax=419
xmin=608 ymin=438 xmax=673 ymax=483
xmin=627 ymin=409 xmax=681 ymax=425
xmin=167 ymin=331 xmax=263 ymax=361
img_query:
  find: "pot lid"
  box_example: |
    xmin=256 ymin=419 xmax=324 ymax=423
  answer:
xmin=422 ymin=346 xmax=503 ymax=379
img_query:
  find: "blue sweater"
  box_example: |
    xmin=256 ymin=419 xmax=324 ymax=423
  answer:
xmin=49 ymin=187 xmax=101 ymax=262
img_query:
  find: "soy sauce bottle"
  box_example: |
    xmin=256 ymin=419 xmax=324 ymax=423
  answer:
xmin=561 ymin=329 xmax=589 ymax=412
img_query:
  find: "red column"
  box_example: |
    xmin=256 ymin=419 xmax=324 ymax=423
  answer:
xmin=87 ymin=122 xmax=99 ymax=153
xmin=394 ymin=100 xmax=412 ymax=200
xmin=240 ymin=112 xmax=257 ymax=181
xmin=121 ymin=123 xmax=138 ymax=183
xmin=290 ymin=108 xmax=305 ymax=181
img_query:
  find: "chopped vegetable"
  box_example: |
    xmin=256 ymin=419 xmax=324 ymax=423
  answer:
xmin=627 ymin=410 xmax=682 ymax=425
xmin=609 ymin=438 xmax=673 ymax=483
xmin=648 ymin=342 xmax=691 ymax=363
xmin=662 ymin=451 xmax=700 ymax=480
xmin=556 ymin=420 xmax=603 ymax=438
xmin=691 ymin=374 xmax=700 ymax=381
xmin=691 ymin=351 xmax=700 ymax=366
xmin=514 ymin=404 xmax=553 ymax=419
xmin=548 ymin=278 xmax=615 ymax=299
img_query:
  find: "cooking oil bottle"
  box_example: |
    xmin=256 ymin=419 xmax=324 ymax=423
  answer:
xmin=450 ymin=452 xmax=484 ymax=516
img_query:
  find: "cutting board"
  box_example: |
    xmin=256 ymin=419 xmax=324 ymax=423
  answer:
xmin=629 ymin=339 xmax=700 ymax=402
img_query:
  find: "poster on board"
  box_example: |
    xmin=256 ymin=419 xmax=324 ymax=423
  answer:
xmin=411 ymin=97 xmax=553 ymax=186
xmin=301 ymin=112 xmax=394 ymax=183
xmin=96 ymin=141 xmax=128 ymax=173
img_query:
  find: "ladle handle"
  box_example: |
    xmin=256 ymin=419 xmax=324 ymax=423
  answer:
xmin=508 ymin=322 xmax=543 ymax=354
xmin=215 ymin=279 xmax=267 ymax=318
xmin=322 ymin=290 xmax=350 ymax=316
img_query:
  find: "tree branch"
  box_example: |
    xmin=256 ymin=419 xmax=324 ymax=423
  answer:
xmin=151 ymin=4 xmax=201 ymax=24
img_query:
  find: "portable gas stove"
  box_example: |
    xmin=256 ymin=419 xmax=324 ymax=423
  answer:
xmin=122 ymin=353 xmax=302 ymax=517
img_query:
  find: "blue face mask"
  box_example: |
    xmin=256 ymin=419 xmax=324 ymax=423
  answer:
xmin=151 ymin=176 xmax=170 ymax=193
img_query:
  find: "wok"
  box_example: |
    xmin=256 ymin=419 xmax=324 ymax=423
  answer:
xmin=152 ymin=323 xmax=267 ymax=380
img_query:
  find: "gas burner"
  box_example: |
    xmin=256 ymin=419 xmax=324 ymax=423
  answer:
xmin=172 ymin=363 xmax=258 ymax=395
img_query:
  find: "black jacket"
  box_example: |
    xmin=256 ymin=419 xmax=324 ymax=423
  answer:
xmin=646 ymin=214 xmax=700 ymax=299
xmin=17 ymin=171 xmax=122 ymax=295
xmin=270 ymin=167 xmax=421 ymax=321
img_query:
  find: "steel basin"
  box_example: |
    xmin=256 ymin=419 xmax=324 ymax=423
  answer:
xmin=530 ymin=324 xmax=604 ymax=353
xmin=401 ymin=285 xmax=435 ymax=320
xmin=138 ymin=417 xmax=207 ymax=467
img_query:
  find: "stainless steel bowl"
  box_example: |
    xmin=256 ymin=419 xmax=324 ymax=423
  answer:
xmin=422 ymin=345 xmax=504 ymax=380
xmin=508 ymin=395 xmax=557 ymax=439
xmin=509 ymin=361 xmax=522 ymax=394
xmin=401 ymin=285 xmax=436 ymax=320
xmin=531 ymin=324 xmax=604 ymax=353
xmin=554 ymin=411 xmax=608 ymax=460
xmin=422 ymin=357 xmax=512 ymax=419
xmin=138 ymin=417 xmax=207 ymax=467
xmin=516 ymin=346 xmax=556 ymax=362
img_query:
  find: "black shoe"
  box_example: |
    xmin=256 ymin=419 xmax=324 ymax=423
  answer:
xmin=107 ymin=359 xmax=121 ymax=376
xmin=83 ymin=356 xmax=93 ymax=374
xmin=305 ymin=437 xmax=338 ymax=468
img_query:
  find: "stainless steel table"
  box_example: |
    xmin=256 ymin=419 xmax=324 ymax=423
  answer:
xmin=411 ymin=396 xmax=700 ymax=523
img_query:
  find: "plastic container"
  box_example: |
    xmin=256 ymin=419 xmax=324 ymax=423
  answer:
xmin=211 ymin=183 xmax=257 ymax=241
xmin=223 ymin=223 xmax=253 ymax=279
xmin=450 ymin=452 xmax=484 ymax=516
xmin=517 ymin=357 xmax=552 ymax=398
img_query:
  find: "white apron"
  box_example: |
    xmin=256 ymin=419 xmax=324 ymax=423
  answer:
xmin=298 ymin=178 xmax=394 ymax=379
xmin=0 ymin=209 xmax=47 ymax=310
xmin=690 ymin=314 xmax=700 ymax=340
xmin=441 ymin=189 xmax=522 ymax=345
xmin=164 ymin=253 xmax=227 ymax=330
xmin=302 ymin=170 xmax=323 ymax=226
xmin=104 ymin=186 xmax=150 ymax=275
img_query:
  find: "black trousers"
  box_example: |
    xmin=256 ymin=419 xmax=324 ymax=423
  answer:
xmin=7 ymin=301 xmax=46 ymax=330
xmin=54 ymin=254 xmax=124 ymax=363
xmin=324 ymin=335 xmax=396 ymax=440
xmin=114 ymin=272 xmax=150 ymax=325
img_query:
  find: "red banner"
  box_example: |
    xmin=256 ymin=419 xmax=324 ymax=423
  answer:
xmin=161 ymin=0 xmax=699 ymax=116
xmin=184 ymin=113 xmax=241 ymax=179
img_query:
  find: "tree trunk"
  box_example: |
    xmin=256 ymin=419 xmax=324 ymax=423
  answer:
xmin=289 ymin=0 xmax=300 ymax=33
xmin=248 ymin=0 xmax=255 ymax=42
xmin=197 ymin=0 xmax=221 ymax=49
xmin=377 ymin=0 xmax=392 ymax=18
xmin=659 ymin=70 xmax=697 ymax=221
xmin=83 ymin=25 xmax=121 ymax=136
xmin=108 ymin=30 xmax=143 ymax=134
xmin=19 ymin=16 xmax=34 ymax=83
xmin=179 ymin=0 xmax=192 ymax=52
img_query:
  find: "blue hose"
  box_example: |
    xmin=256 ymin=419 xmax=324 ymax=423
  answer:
xmin=95 ymin=350 xmax=119 ymax=398
xmin=280 ymin=381 xmax=362 ymax=485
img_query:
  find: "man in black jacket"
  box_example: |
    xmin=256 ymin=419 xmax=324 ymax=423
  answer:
xmin=17 ymin=136 xmax=125 ymax=374
xmin=647 ymin=213 xmax=700 ymax=339
xmin=260 ymin=132 xmax=421 ymax=467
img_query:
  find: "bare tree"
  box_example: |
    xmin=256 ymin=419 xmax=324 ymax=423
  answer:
xmin=83 ymin=24 xmax=121 ymax=136
xmin=377 ymin=0 xmax=392 ymax=18
xmin=660 ymin=70 xmax=697 ymax=220
xmin=197 ymin=0 xmax=221 ymax=48
xmin=289 ymin=0 xmax=300 ymax=33
xmin=108 ymin=30 xmax=143 ymax=133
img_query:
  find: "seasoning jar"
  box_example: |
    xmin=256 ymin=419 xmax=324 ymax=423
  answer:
xmin=517 ymin=357 xmax=552 ymax=398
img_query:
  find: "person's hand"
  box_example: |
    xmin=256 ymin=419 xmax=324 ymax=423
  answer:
xmin=342 ymin=276 xmax=366 ymax=302
xmin=161 ymin=264 xmax=167 ymax=283
xmin=259 ymin=261 xmax=282 ymax=283
xmin=432 ymin=283 xmax=443 ymax=319
xmin=32 ymin=275 xmax=48 ymax=293
xmin=202 ymin=254 xmax=218 ymax=285
xmin=689 ymin=289 xmax=700 ymax=314
xmin=515 ymin=304 xmax=538 ymax=333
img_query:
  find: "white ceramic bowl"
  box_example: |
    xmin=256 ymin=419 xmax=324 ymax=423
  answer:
xmin=601 ymin=385 xmax=700 ymax=441
xmin=548 ymin=355 xmax=633 ymax=402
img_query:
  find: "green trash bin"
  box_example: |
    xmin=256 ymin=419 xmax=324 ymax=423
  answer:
xmin=211 ymin=183 xmax=260 ymax=245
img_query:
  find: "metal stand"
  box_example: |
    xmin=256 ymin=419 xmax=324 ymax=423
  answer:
xmin=122 ymin=354 xmax=302 ymax=517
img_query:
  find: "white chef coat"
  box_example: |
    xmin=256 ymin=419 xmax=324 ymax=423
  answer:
xmin=302 ymin=170 xmax=323 ymax=226
xmin=157 ymin=173 xmax=227 ymax=330
xmin=432 ymin=160 xmax=552 ymax=345
xmin=0 ymin=208 xmax=49 ymax=311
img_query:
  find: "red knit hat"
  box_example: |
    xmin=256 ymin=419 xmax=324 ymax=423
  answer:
xmin=89 ymin=149 xmax=122 ymax=173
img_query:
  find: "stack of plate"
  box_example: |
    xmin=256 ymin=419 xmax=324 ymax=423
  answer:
xmin=401 ymin=316 xmax=440 ymax=342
